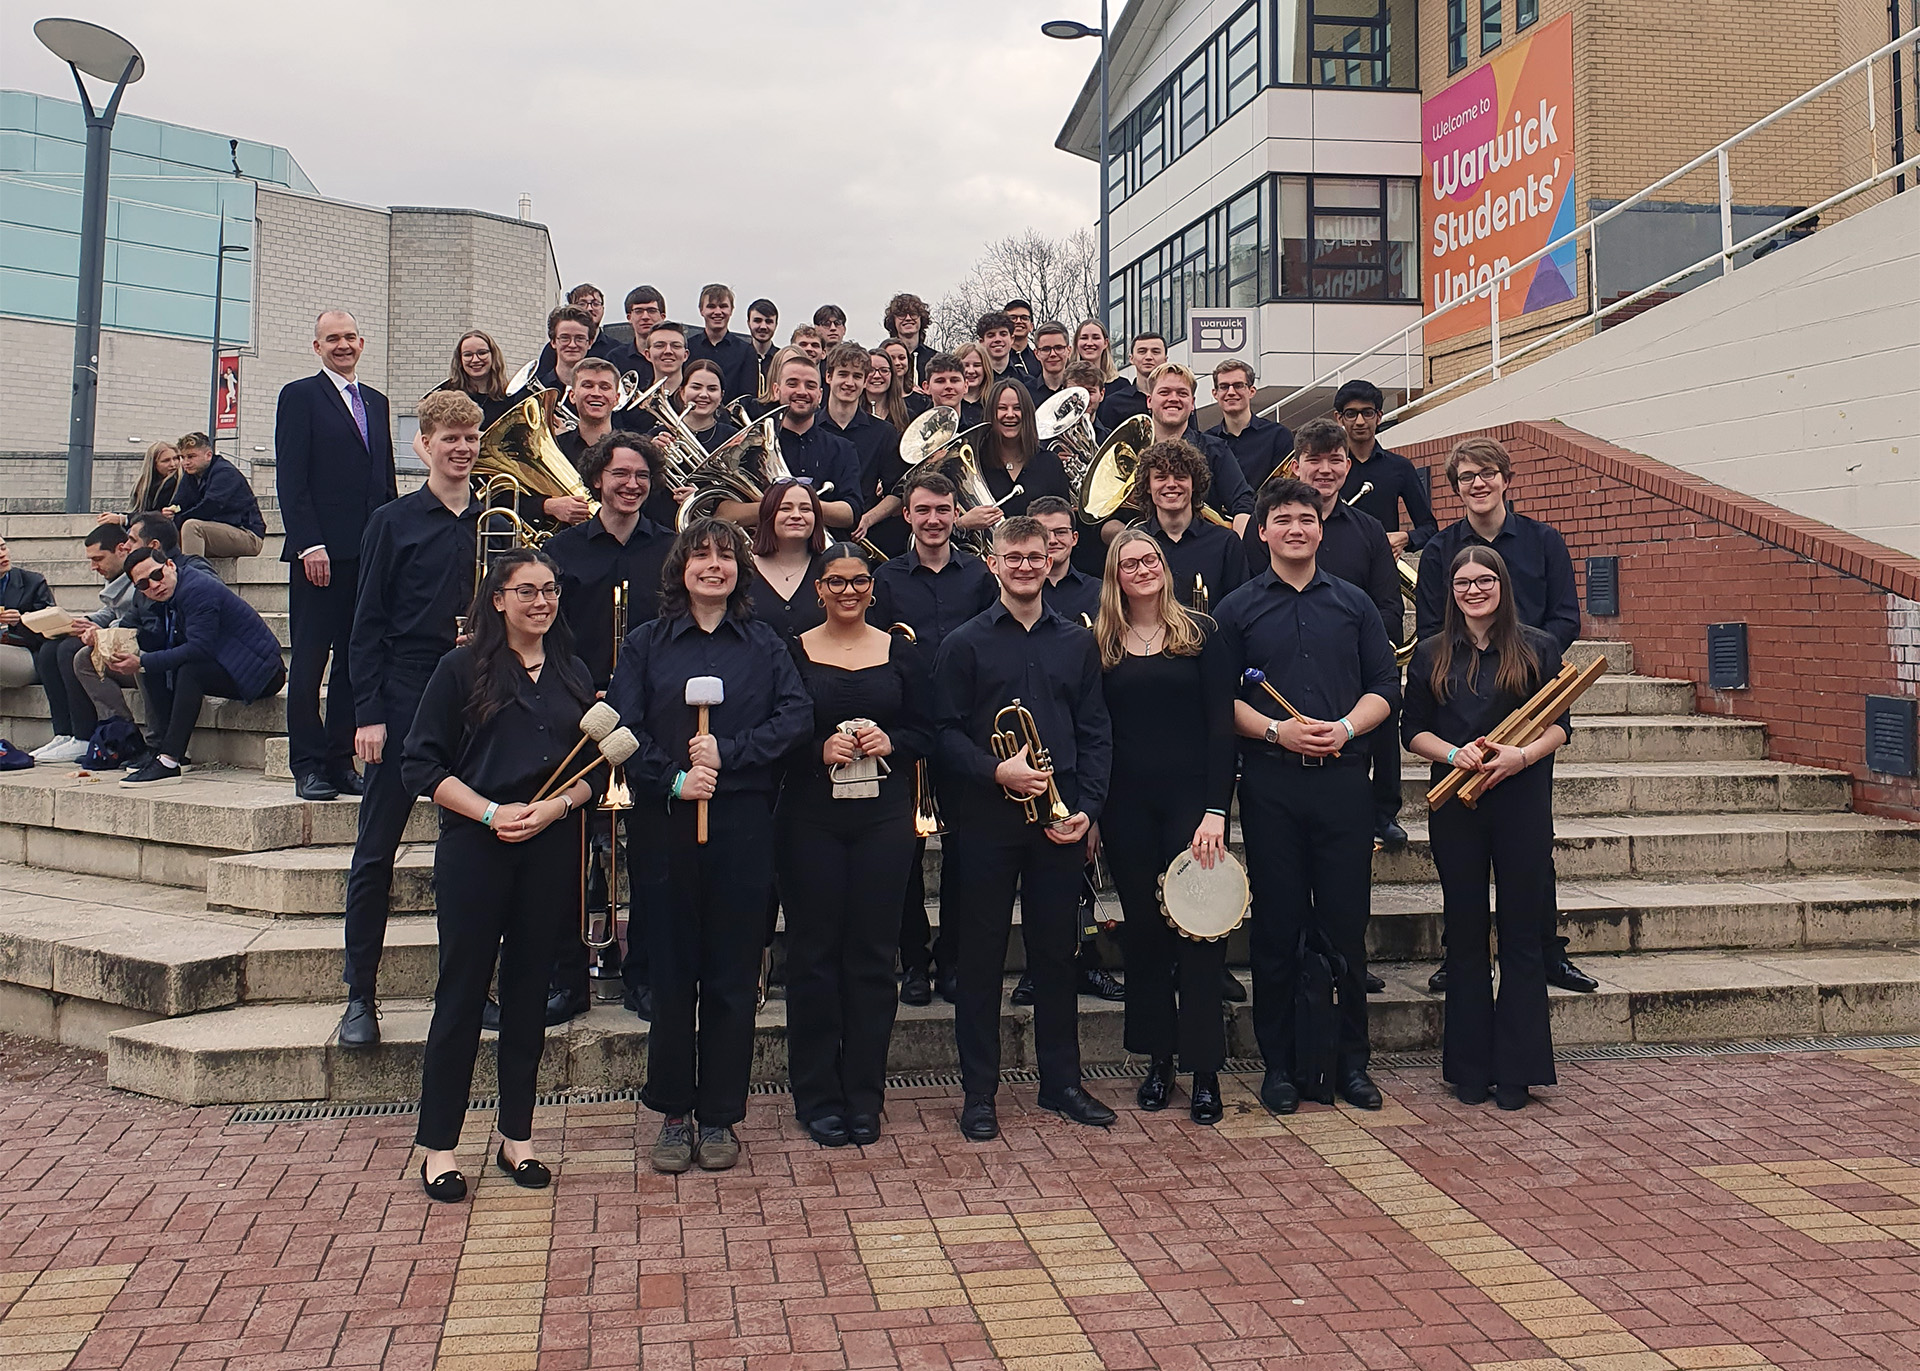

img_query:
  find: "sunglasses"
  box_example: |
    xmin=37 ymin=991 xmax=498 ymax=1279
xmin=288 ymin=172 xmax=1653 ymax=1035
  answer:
xmin=772 ymin=476 xmax=816 ymax=489
xmin=133 ymin=568 xmax=168 ymax=590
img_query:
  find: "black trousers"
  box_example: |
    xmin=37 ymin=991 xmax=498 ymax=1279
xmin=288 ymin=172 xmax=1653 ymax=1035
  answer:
xmin=341 ymin=671 xmax=431 ymax=1000
xmin=145 ymin=660 xmax=282 ymax=761
xmin=1241 ymin=758 xmax=1373 ymax=1075
xmin=899 ymin=837 xmax=955 ymax=978
xmin=35 ymin=639 xmax=78 ymax=737
xmin=777 ymin=798 xmax=916 ymax=1122
xmin=1430 ymin=762 xmax=1557 ymax=1090
xmin=286 ymin=558 xmax=359 ymax=779
xmin=945 ymin=813 xmax=1085 ymax=1100
xmin=1371 ymin=704 xmax=1403 ymax=827
xmin=1104 ymin=776 xmax=1226 ymax=1070
xmin=637 ymin=792 xmax=775 ymax=1127
xmin=415 ymin=815 xmax=575 ymax=1151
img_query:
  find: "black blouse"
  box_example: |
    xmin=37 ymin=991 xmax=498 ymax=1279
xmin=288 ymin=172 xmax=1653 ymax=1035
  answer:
xmin=1401 ymin=625 xmax=1571 ymax=767
xmin=750 ymin=555 xmax=826 ymax=643
xmin=402 ymin=645 xmax=603 ymax=815
xmin=1101 ymin=624 xmax=1238 ymax=814
xmin=783 ymin=632 xmax=933 ymax=820
xmin=981 ymin=445 xmax=1074 ymax=518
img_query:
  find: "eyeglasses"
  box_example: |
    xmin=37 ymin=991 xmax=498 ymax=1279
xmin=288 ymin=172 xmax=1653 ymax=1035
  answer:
xmin=1338 ymin=407 xmax=1380 ymax=420
xmin=1035 ymin=342 xmax=1068 ymax=355
xmin=1117 ymin=553 xmax=1163 ymax=575
xmin=1214 ymin=381 xmax=1250 ymax=393
xmin=133 ymin=568 xmax=167 ymax=590
xmin=995 ymin=552 xmax=1049 ymax=568
xmin=1452 ymin=576 xmax=1499 ymax=594
xmin=505 ymin=584 xmax=562 ymax=603
xmin=821 ymin=574 xmax=874 ymax=594
xmin=1455 ymin=470 xmax=1498 ymax=488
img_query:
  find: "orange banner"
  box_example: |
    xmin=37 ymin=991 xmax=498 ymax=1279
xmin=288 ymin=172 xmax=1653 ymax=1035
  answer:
xmin=1421 ymin=14 xmax=1577 ymax=343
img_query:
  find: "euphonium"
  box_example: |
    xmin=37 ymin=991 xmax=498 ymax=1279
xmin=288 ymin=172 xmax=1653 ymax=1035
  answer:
xmin=628 ymin=373 xmax=715 ymax=491
xmin=989 ymin=699 xmax=1071 ymax=825
xmin=1035 ymin=386 xmax=1099 ymax=486
xmin=1077 ymin=414 xmax=1225 ymax=529
xmin=474 ymin=394 xmax=599 ymax=519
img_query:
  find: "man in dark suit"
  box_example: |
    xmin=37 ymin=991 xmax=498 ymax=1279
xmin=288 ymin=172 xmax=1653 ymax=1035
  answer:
xmin=274 ymin=309 xmax=397 ymax=801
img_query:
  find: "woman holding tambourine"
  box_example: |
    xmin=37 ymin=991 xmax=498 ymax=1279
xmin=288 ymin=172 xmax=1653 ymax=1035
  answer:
xmin=1092 ymin=528 xmax=1239 ymax=1125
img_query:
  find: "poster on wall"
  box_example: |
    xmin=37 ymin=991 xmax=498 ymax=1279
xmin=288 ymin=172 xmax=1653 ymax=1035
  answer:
xmin=1421 ymin=13 xmax=1576 ymax=342
xmin=215 ymin=353 xmax=240 ymax=433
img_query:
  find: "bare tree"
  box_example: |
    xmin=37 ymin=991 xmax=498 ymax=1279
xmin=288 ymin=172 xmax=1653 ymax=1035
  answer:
xmin=933 ymin=228 xmax=1099 ymax=348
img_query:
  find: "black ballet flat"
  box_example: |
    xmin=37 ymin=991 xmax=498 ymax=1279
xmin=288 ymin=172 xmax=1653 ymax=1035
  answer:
xmin=805 ymin=1115 xmax=851 ymax=1148
xmin=1455 ymin=1082 xmax=1490 ymax=1106
xmin=495 ymin=1145 xmax=552 ymax=1189
xmin=420 ymin=1160 xmax=467 ymax=1203
xmin=846 ymin=1114 xmax=881 ymax=1146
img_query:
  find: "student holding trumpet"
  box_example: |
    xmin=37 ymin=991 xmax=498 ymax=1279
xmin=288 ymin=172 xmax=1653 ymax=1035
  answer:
xmin=402 ymin=548 xmax=605 ymax=1203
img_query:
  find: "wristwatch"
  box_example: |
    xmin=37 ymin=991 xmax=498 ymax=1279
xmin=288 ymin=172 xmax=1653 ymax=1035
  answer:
xmin=1264 ymin=719 xmax=1281 ymax=746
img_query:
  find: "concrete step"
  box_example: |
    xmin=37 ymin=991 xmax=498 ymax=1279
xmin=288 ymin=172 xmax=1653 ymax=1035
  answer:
xmin=1568 ymin=640 xmax=1633 ymax=674
xmin=0 ymin=511 xmax=287 ymax=540
xmin=1 ymin=687 xmax=292 ymax=769
xmin=100 ymin=946 xmax=1920 ymax=1104
xmin=1399 ymin=760 xmax=1850 ymax=816
xmin=206 ymin=843 xmax=436 ymax=916
xmin=1551 ymin=715 xmax=1765 ymax=763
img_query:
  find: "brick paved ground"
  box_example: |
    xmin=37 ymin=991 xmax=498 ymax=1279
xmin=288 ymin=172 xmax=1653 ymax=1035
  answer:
xmin=4 ymin=1034 xmax=1918 ymax=1370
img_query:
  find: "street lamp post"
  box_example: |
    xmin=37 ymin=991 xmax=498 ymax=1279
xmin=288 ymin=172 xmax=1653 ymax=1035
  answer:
xmin=1042 ymin=5 xmax=1111 ymax=329
xmin=35 ymin=18 xmax=145 ymax=515
xmin=207 ymin=214 xmax=249 ymax=451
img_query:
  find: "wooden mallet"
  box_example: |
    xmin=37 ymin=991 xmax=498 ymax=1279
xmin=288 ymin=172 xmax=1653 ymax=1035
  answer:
xmin=685 ymin=675 xmax=725 ymax=844
xmin=551 ymin=727 xmax=639 ymax=799
xmin=531 ymin=700 xmax=620 ymax=803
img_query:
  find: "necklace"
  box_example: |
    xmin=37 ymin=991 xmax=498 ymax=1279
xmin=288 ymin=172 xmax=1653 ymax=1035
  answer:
xmin=1128 ymin=621 xmax=1163 ymax=653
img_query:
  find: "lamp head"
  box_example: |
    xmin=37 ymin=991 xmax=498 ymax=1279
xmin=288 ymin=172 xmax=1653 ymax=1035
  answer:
xmin=35 ymin=18 xmax=145 ymax=83
xmin=1041 ymin=19 xmax=1100 ymax=40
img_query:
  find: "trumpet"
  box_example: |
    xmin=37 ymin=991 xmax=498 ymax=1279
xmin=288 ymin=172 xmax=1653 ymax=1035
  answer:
xmin=989 ymin=699 xmax=1071 ymax=825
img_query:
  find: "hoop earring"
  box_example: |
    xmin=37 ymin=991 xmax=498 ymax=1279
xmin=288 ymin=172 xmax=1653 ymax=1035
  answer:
xmin=816 ymin=595 xmax=826 ymax=607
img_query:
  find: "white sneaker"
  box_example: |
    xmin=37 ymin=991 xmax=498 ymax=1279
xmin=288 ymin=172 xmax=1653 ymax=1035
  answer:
xmin=37 ymin=736 xmax=89 ymax=764
xmin=29 ymin=735 xmax=75 ymax=760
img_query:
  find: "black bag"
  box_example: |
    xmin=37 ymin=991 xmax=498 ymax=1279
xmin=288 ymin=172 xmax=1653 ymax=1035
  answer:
xmin=82 ymin=718 xmax=146 ymax=771
xmin=1292 ymin=929 xmax=1348 ymax=1105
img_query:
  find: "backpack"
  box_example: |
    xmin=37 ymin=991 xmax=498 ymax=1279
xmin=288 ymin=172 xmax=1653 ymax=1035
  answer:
xmin=82 ymin=718 xmax=147 ymax=771
xmin=0 ymin=739 xmax=32 ymax=771
xmin=1292 ymin=929 xmax=1347 ymax=1105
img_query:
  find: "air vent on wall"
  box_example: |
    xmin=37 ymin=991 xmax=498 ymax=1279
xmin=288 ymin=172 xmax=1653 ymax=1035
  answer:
xmin=1707 ymin=622 xmax=1748 ymax=690
xmin=1585 ymin=556 xmax=1619 ymax=617
xmin=1865 ymin=695 xmax=1917 ymax=777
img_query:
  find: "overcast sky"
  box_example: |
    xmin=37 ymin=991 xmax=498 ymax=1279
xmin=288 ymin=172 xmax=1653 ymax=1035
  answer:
xmin=1 ymin=0 xmax=1102 ymax=344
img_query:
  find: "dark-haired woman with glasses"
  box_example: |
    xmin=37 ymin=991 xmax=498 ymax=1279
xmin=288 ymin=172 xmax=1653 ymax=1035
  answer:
xmin=1092 ymin=529 xmax=1237 ymax=1124
xmin=1402 ymin=545 xmax=1567 ymax=1111
xmin=403 ymin=549 xmax=599 ymax=1203
xmin=749 ymin=477 xmax=827 ymax=642
xmin=609 ymin=518 xmax=811 ymax=1174
xmin=778 ymin=543 xmax=931 ymax=1148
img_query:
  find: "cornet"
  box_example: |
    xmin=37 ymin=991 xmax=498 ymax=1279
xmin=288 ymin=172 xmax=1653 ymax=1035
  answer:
xmin=989 ymin=699 xmax=1071 ymax=825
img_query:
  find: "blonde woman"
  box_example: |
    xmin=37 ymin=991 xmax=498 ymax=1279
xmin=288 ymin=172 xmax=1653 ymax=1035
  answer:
xmin=1093 ymin=527 xmax=1236 ymax=1124
xmin=953 ymin=341 xmax=991 ymax=410
xmin=99 ymin=441 xmax=180 ymax=527
xmin=1073 ymin=318 xmax=1119 ymax=384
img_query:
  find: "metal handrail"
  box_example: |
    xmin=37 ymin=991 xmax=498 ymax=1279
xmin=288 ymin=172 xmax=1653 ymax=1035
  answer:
xmin=1263 ymin=24 xmax=1920 ymax=421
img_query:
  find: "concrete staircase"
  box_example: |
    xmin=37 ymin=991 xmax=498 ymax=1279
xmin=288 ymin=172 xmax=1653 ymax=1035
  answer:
xmin=2 ymin=633 xmax=1917 ymax=1106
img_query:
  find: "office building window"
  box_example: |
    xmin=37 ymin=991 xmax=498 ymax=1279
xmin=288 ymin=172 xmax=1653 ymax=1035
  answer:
xmin=1276 ymin=1 xmax=1415 ymax=89
xmin=1178 ymin=50 xmax=1211 ymax=156
xmin=1224 ymin=5 xmax=1262 ymax=113
xmin=1517 ymin=0 xmax=1538 ymax=28
xmin=1448 ymin=0 xmax=1468 ymax=72
xmin=1481 ymin=0 xmax=1502 ymax=52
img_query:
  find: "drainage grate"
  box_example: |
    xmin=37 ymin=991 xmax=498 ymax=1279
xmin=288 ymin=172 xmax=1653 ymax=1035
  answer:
xmin=224 ymin=1033 xmax=1920 ymax=1125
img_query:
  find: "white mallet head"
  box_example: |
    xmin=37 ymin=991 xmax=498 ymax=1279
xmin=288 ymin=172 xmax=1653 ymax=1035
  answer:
xmin=685 ymin=675 xmax=725 ymax=708
xmin=579 ymin=700 xmax=620 ymax=741
xmin=598 ymin=727 xmax=640 ymax=766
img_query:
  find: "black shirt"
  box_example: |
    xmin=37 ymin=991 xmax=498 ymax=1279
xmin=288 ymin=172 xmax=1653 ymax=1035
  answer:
xmin=1207 ymin=415 xmax=1294 ymax=494
xmin=1103 ymin=628 xmax=1238 ymax=814
xmin=776 ymin=420 xmax=866 ymax=516
xmin=750 ymin=555 xmax=826 ymax=643
xmin=784 ymin=632 xmax=933 ymax=820
xmin=603 ymin=342 xmax=655 ymax=391
xmin=1043 ymin=565 xmax=1102 ymax=625
xmin=535 ymin=331 xmax=628 ymax=388
xmin=686 ymin=330 xmax=760 ymax=402
xmin=1342 ymin=445 xmax=1437 ymax=548
xmin=401 ymin=644 xmax=601 ymax=808
xmin=431 ymin=381 xmax=518 ymax=431
xmin=932 ymin=601 xmax=1111 ymax=823
xmin=906 ymin=392 xmax=983 ymax=431
xmin=1292 ymin=500 xmax=1403 ymax=648
xmin=545 ymin=513 xmax=674 ymax=690
xmin=1415 ymin=508 xmax=1580 ymax=652
xmin=1146 ymin=512 xmax=1248 ymax=612
xmin=350 ymin=486 xmax=481 ymax=726
xmin=607 ymin=611 xmax=812 ymax=800
xmin=869 ymin=546 xmax=998 ymax=657
xmin=1096 ymin=375 xmax=1148 ymax=430
xmin=819 ymin=406 xmax=904 ymax=515
xmin=1183 ymin=423 xmax=1256 ymax=520
xmin=1213 ymin=566 xmax=1401 ymax=765
xmin=982 ymin=445 xmax=1074 ymax=517
xmin=1402 ymin=624 xmax=1571 ymax=757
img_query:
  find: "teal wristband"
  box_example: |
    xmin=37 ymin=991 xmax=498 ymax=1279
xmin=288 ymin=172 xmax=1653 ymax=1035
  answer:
xmin=480 ymin=801 xmax=498 ymax=828
xmin=1446 ymin=746 xmax=1459 ymax=766
xmin=671 ymin=771 xmax=687 ymax=800
xmin=1340 ymin=717 xmax=1355 ymax=740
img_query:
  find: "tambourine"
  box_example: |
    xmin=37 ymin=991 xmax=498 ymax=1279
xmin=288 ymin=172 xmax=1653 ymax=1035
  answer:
xmin=1157 ymin=848 xmax=1251 ymax=942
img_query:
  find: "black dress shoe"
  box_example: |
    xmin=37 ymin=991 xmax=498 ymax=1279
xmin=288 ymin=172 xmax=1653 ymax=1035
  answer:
xmin=1136 ymin=1057 xmax=1176 ymax=1112
xmin=960 ymin=1097 xmax=998 ymax=1141
xmin=496 ymin=1145 xmax=551 ymax=1188
xmin=1495 ymin=1085 xmax=1532 ymax=1111
xmin=481 ymin=996 xmax=502 ymax=1032
xmin=623 ymin=984 xmax=653 ymax=1021
xmin=935 ymin=968 xmax=959 ymax=1004
xmin=1546 ymin=960 xmax=1600 ymax=993
xmin=847 ymin=1114 xmax=881 ymax=1145
xmin=1190 ymin=1072 xmax=1223 ymax=1126
xmin=899 ymin=969 xmax=932 ymax=1006
xmin=1221 ymin=968 xmax=1249 ymax=1002
xmin=1077 ymin=968 xmax=1126 ymax=1001
xmin=545 ymin=986 xmax=589 ymax=1026
xmin=1365 ymin=972 xmax=1386 ymax=993
xmin=1259 ymin=1070 xmax=1299 ymax=1115
xmin=1427 ymin=966 xmax=1448 ymax=994
xmin=338 ymin=996 xmax=379 ymax=1048
xmin=805 ymin=1115 xmax=851 ymax=1147
xmin=294 ymin=772 xmax=339 ymax=802
xmin=1010 ymin=973 xmax=1035 ymax=1006
xmin=1338 ymin=1069 xmax=1383 ymax=1111
xmin=420 ymin=1160 xmax=467 ymax=1203
xmin=1455 ymin=1082 xmax=1489 ymax=1105
xmin=1037 ymin=1084 xmax=1116 ymax=1128
xmin=1377 ymin=820 xmax=1409 ymax=852
xmin=330 ymin=769 xmax=366 ymax=797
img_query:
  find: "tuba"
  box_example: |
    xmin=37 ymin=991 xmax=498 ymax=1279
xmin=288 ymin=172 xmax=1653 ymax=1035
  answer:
xmin=989 ymin=699 xmax=1071 ymax=825
xmin=475 ymin=393 xmax=599 ymax=518
xmin=1080 ymin=413 xmax=1231 ymax=530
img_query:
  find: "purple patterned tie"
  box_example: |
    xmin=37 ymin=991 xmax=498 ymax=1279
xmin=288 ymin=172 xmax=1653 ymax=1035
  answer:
xmin=345 ymin=381 xmax=370 ymax=448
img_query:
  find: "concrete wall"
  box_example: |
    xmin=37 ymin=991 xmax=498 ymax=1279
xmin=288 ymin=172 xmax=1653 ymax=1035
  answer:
xmin=1386 ymin=189 xmax=1920 ymax=557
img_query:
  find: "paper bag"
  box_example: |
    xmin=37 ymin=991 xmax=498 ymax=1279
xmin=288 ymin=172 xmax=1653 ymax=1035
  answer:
xmin=91 ymin=627 xmax=140 ymax=677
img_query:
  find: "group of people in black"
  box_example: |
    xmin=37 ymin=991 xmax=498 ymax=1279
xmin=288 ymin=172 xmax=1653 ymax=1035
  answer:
xmin=265 ymin=284 xmax=1593 ymax=1203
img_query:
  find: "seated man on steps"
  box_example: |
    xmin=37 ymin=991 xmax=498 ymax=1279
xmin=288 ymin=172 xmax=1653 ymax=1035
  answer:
xmin=110 ymin=547 xmax=286 ymax=788
xmin=28 ymin=523 xmax=149 ymax=766
xmin=168 ymin=433 xmax=267 ymax=560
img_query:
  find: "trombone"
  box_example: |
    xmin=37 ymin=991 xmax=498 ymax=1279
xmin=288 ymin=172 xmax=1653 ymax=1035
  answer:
xmin=582 ymin=583 xmax=631 ymax=997
xmin=989 ymin=699 xmax=1071 ymax=825
xmin=889 ymin=623 xmax=943 ymax=837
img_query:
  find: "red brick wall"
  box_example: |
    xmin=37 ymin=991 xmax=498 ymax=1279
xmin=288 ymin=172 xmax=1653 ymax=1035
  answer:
xmin=1398 ymin=421 xmax=1920 ymax=822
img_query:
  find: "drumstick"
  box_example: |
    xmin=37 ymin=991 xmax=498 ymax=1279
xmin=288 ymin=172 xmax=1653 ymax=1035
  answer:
xmin=1241 ymin=668 xmax=1340 ymax=757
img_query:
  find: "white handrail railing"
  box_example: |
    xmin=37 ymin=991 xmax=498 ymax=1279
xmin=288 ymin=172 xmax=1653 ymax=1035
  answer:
xmin=1264 ymin=24 xmax=1920 ymax=424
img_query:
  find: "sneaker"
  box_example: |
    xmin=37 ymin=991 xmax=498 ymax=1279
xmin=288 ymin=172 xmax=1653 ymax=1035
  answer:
xmin=695 ymin=1124 xmax=740 ymax=1171
xmin=650 ymin=1116 xmax=695 ymax=1174
xmin=119 ymin=757 xmax=183 ymax=788
xmin=30 ymin=735 xmax=79 ymax=761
